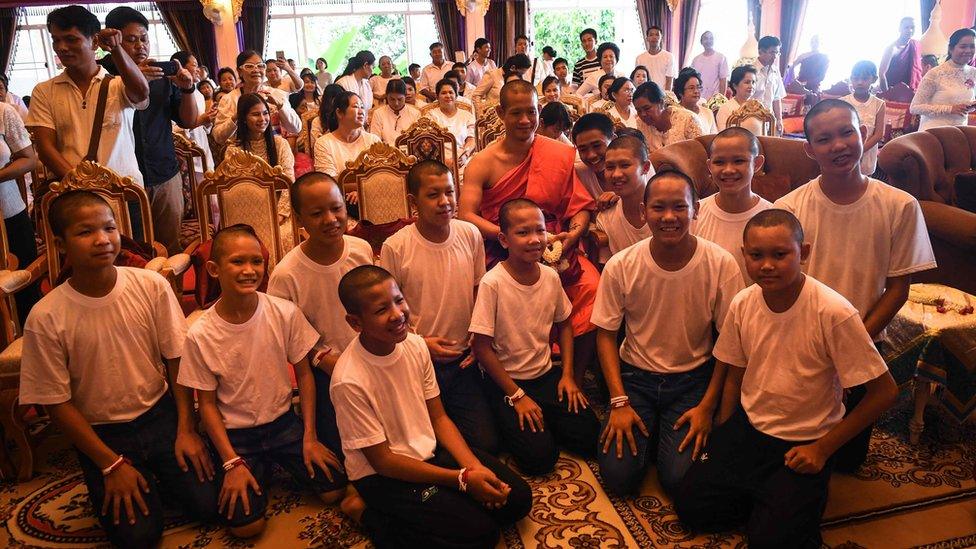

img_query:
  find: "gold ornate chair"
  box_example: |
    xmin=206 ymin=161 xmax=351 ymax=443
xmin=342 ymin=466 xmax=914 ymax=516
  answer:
xmin=38 ymin=162 xmax=188 ymax=290
xmin=173 ymin=132 xmax=208 ymax=220
xmin=475 ymin=101 xmax=505 ymax=151
xmin=299 ymin=110 xmax=319 ymax=159
xmin=558 ymin=94 xmax=585 ymax=122
xmin=395 ymin=117 xmax=460 ymax=186
xmin=337 ymin=142 xmax=415 ymax=225
xmin=193 ymin=148 xmax=298 ymax=271
xmin=726 ymin=99 xmax=776 ymax=136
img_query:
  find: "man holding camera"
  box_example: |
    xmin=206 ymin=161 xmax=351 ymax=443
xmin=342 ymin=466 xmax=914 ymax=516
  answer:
xmin=102 ymin=6 xmax=199 ymax=253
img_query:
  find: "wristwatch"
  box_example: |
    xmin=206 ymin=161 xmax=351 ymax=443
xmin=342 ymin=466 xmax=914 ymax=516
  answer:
xmin=504 ymin=387 xmax=526 ymax=407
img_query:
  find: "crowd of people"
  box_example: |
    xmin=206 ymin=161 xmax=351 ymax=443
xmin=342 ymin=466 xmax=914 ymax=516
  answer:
xmin=5 ymin=3 xmax=974 ymax=548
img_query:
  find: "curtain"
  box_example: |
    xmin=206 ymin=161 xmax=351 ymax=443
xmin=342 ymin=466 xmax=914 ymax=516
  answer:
xmin=0 ymin=7 xmax=17 ymax=75
xmin=484 ymin=0 xmax=528 ymax=63
xmin=747 ymin=0 xmax=761 ymax=39
xmin=238 ymin=0 xmax=269 ymax=59
xmin=921 ymin=0 xmax=936 ymax=31
xmin=432 ymin=0 xmax=467 ymax=62
xmin=156 ymin=1 xmax=218 ymax=75
xmin=635 ymin=0 xmax=672 ymax=44
xmin=679 ymin=0 xmax=701 ymax=68
xmin=779 ymin=0 xmax=809 ymax=73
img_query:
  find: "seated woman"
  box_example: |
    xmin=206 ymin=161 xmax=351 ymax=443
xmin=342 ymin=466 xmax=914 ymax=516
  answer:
xmin=540 ymin=76 xmax=561 ymax=106
xmin=212 ymin=49 xmax=301 ymax=145
xmin=606 ymin=77 xmax=638 ymax=128
xmin=289 ymin=70 xmax=321 ymax=118
xmin=224 ymin=92 xmax=296 ymax=248
xmin=576 ymin=42 xmax=625 ymax=98
xmin=630 ymin=65 xmax=650 ymax=87
xmin=716 ymin=65 xmax=757 ymax=131
xmin=671 ymin=67 xmax=717 ymax=138
xmin=424 ymin=79 xmax=477 ymax=166
xmin=402 ymin=77 xmax=427 ymax=108
xmin=589 ymin=73 xmax=617 ymax=112
xmin=538 ymin=101 xmax=574 ymax=145
xmin=314 ymin=91 xmax=381 ymax=204
xmin=370 ymin=79 xmax=422 ymax=145
xmin=308 ymin=84 xmax=345 ymax=149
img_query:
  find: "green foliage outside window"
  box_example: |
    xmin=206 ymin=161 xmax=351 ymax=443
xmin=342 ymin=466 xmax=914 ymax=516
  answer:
xmin=304 ymin=14 xmax=411 ymax=76
xmin=531 ymin=9 xmax=618 ymax=63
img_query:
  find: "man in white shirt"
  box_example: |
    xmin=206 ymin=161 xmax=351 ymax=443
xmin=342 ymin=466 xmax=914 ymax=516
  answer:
xmin=466 ymin=38 xmax=496 ymax=86
xmin=572 ymin=28 xmax=601 ymax=88
xmin=419 ymin=42 xmax=453 ymax=102
xmin=690 ymin=31 xmax=729 ymax=99
xmin=27 ymin=5 xmax=149 ymax=186
xmin=635 ymin=26 xmax=677 ymax=91
xmin=754 ymin=35 xmax=786 ymax=135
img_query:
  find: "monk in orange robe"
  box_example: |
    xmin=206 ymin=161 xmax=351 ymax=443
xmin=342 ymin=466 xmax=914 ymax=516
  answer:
xmin=460 ymin=79 xmax=599 ymax=387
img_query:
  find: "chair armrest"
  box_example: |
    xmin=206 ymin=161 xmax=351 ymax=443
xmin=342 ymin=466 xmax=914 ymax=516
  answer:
xmin=151 ymin=241 xmax=168 ymax=259
xmin=164 ymin=253 xmax=191 ymax=276
xmin=0 ymin=254 xmax=47 ymax=296
xmin=918 ymin=200 xmax=976 ymax=251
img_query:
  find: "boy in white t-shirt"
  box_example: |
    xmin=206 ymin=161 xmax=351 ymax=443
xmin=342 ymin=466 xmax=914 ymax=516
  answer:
xmin=379 ymin=161 xmax=496 ymax=452
xmin=331 ymin=265 xmax=531 ymax=547
xmin=19 ymin=191 xmax=217 ymax=548
xmin=594 ymin=135 xmax=653 ymax=260
xmin=775 ymin=99 xmax=935 ymax=471
xmin=593 ymin=171 xmax=744 ymax=496
xmin=572 ymin=112 xmax=616 ymax=201
xmin=692 ymin=128 xmax=773 ymax=281
xmin=178 ymin=225 xmax=345 ymax=539
xmin=675 ymin=209 xmax=897 ymax=548
xmin=470 ymin=199 xmax=600 ymax=475
xmin=268 ymin=171 xmax=373 ymax=455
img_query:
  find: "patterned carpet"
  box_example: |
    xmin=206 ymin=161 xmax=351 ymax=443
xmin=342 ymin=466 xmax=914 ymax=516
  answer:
xmin=1 ymin=390 xmax=974 ymax=549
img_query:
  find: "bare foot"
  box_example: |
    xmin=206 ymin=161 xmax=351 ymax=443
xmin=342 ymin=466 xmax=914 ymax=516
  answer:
xmin=340 ymin=485 xmax=366 ymax=523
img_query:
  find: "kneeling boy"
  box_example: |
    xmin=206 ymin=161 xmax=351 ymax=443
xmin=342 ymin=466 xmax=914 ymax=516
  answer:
xmin=675 ymin=210 xmax=898 ymax=548
xmin=593 ymin=171 xmax=744 ymax=496
xmin=179 ymin=225 xmax=346 ymax=538
xmin=20 ymin=191 xmax=218 ymax=547
xmin=331 ymin=265 xmax=531 ymax=547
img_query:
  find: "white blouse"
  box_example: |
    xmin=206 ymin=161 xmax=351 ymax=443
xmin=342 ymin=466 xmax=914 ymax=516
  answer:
xmin=607 ymin=103 xmax=639 ymax=129
xmin=370 ymin=104 xmax=422 ymax=145
xmin=911 ymin=61 xmax=976 ymax=131
xmin=424 ymin=107 xmax=475 ymax=149
xmin=313 ymin=131 xmax=381 ymax=177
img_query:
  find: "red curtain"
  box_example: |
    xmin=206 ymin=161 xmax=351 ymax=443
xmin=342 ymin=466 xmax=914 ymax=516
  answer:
xmin=156 ymin=1 xmax=218 ymax=74
xmin=635 ymin=0 xmax=672 ymax=43
xmin=432 ymin=0 xmax=467 ymax=62
xmin=779 ymin=0 xmax=809 ymax=73
xmin=679 ymin=0 xmax=701 ymax=68
xmin=0 ymin=7 xmax=18 ymax=75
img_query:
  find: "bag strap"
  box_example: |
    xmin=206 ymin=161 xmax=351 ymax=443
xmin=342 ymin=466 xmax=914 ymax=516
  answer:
xmin=85 ymin=75 xmax=114 ymax=162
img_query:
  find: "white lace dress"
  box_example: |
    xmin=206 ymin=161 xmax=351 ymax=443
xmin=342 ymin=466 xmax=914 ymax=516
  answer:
xmin=910 ymin=61 xmax=976 ymax=131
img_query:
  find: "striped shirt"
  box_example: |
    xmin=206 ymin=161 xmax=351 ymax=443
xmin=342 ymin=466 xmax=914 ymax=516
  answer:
xmin=572 ymin=56 xmax=601 ymax=86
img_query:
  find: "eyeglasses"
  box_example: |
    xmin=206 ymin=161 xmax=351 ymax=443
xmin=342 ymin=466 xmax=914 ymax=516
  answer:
xmin=241 ymin=63 xmax=267 ymax=71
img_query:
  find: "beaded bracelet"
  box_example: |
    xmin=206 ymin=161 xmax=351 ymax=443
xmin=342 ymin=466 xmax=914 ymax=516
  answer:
xmin=457 ymin=468 xmax=468 ymax=492
xmin=101 ymin=455 xmax=128 ymax=476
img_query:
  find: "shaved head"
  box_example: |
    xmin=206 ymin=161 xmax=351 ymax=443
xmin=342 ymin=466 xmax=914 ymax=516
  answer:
xmin=499 ymin=79 xmax=536 ymax=110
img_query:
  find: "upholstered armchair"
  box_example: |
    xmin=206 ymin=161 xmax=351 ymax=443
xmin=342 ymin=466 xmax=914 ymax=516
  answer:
xmin=650 ymin=135 xmax=821 ymax=202
xmin=877 ymin=126 xmax=976 ymax=294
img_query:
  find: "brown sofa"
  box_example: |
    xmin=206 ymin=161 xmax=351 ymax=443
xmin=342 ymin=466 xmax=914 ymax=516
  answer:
xmin=877 ymin=126 xmax=976 ymax=294
xmin=650 ymin=135 xmax=821 ymax=202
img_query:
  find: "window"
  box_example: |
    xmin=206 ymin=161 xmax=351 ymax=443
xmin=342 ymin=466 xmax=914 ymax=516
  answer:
xmin=529 ymin=0 xmax=643 ymax=74
xmin=796 ymin=0 xmax=920 ymax=86
xmin=686 ymin=0 xmax=749 ymax=65
xmin=8 ymin=3 xmax=179 ymax=98
xmin=269 ymin=0 xmax=439 ymax=76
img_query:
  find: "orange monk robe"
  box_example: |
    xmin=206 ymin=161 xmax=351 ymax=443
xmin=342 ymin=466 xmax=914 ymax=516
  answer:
xmin=479 ymin=135 xmax=600 ymax=336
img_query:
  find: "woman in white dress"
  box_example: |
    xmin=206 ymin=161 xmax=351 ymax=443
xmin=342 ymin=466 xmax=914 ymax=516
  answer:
xmin=370 ymin=79 xmax=421 ymax=145
xmin=674 ymin=67 xmax=717 ymax=135
xmin=716 ymin=65 xmax=757 ymax=131
xmin=424 ymin=79 xmax=476 ymax=165
xmin=911 ymin=28 xmax=976 ymax=131
xmin=606 ymin=77 xmax=638 ymax=128
xmin=212 ymin=50 xmax=302 ymax=145
xmin=314 ymin=91 xmax=381 ymax=205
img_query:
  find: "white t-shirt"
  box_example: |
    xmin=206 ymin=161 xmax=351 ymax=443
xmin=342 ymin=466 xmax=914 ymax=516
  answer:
xmin=840 ymin=93 xmax=885 ymax=175
xmin=0 ymin=103 xmax=32 ymax=218
xmin=424 ymin=107 xmax=475 ymax=149
xmin=575 ymin=69 xmax=626 ymax=99
xmin=336 ymin=74 xmax=374 ymax=112
xmin=331 ymin=333 xmax=439 ymax=480
xmin=714 ymin=276 xmax=889 ymax=441
xmin=774 ymin=177 xmax=936 ymax=330
xmin=313 ymin=131 xmax=382 ymax=176
xmin=370 ymin=75 xmax=399 ymax=98
xmin=20 ymin=268 xmax=185 ymax=424
xmin=635 ymin=50 xmax=677 ymax=89
xmin=268 ymin=236 xmax=374 ymax=357
xmin=379 ymin=221 xmax=485 ymax=355
xmin=594 ymin=200 xmax=651 ymax=262
xmin=419 ymin=62 xmax=454 ymax=93
xmin=591 ymin=238 xmax=744 ymax=373
xmin=574 ymin=162 xmax=604 ymax=200
xmin=179 ymin=293 xmax=319 ymax=429
xmin=370 ymin=104 xmax=422 ymax=145
xmin=691 ymin=194 xmax=774 ymax=282
xmin=690 ymin=51 xmax=730 ymax=100
xmin=26 ymin=67 xmax=149 ymax=186
xmin=466 ymin=58 xmax=497 ymax=86
xmin=469 ymin=264 xmax=572 ymax=380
